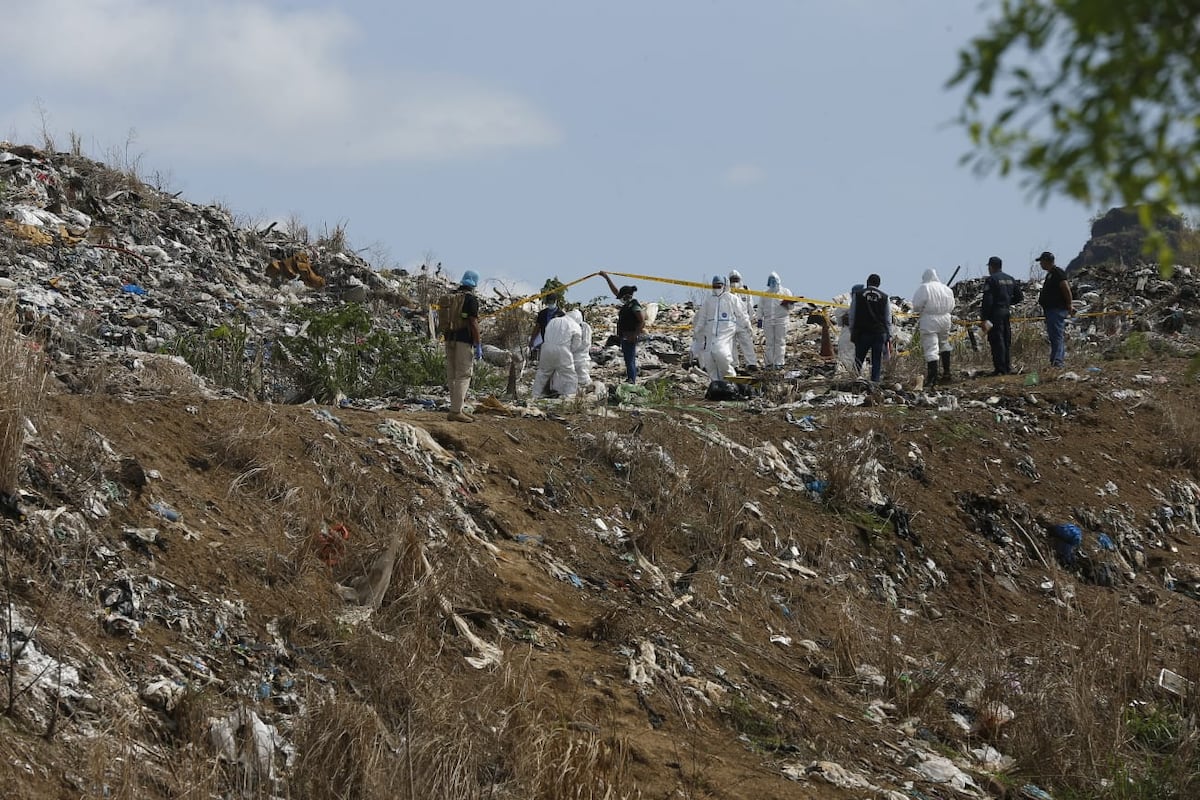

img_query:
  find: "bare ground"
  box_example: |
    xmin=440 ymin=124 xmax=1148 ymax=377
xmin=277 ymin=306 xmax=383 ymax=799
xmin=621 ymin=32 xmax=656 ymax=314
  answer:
xmin=2 ymin=342 xmax=1200 ymax=800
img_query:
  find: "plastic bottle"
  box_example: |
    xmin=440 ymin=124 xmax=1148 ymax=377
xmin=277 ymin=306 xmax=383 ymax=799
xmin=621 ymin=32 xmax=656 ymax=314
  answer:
xmin=149 ymin=502 xmax=181 ymax=522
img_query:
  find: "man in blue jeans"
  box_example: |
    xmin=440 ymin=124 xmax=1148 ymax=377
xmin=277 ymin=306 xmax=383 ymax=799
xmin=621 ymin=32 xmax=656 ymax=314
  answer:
xmin=600 ymin=271 xmax=645 ymax=382
xmin=1035 ymin=252 xmax=1074 ymax=367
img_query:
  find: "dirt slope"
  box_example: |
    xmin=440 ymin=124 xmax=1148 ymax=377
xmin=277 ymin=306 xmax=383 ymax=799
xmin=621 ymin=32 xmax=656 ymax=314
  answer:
xmin=2 ymin=343 xmax=1199 ymax=799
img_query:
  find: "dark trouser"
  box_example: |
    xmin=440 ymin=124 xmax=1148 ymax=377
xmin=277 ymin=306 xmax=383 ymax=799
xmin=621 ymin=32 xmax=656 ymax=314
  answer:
xmin=854 ymin=333 xmax=886 ymax=382
xmin=987 ymin=314 xmax=1012 ymax=374
xmin=620 ymin=338 xmax=638 ymax=383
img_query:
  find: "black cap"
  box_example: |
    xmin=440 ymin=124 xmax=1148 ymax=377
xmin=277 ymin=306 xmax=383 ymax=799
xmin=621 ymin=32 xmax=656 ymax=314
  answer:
xmin=987 ymin=256 xmax=1002 ymax=268
xmin=866 ymin=273 xmax=881 ymax=287
xmin=618 ymin=285 xmax=637 ymax=297
xmin=1036 ymin=251 xmax=1055 ymax=262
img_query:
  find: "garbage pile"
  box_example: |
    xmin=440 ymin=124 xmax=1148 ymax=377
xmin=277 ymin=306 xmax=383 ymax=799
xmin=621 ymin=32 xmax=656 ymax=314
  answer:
xmin=0 ymin=142 xmax=475 ymax=396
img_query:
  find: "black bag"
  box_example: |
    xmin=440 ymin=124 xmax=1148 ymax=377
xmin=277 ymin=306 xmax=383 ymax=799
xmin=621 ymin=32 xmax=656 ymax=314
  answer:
xmin=705 ymin=380 xmax=751 ymax=401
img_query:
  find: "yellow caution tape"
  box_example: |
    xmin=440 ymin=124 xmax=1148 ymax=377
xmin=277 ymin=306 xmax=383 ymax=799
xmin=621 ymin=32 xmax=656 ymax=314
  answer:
xmin=485 ymin=272 xmax=602 ymax=317
xmin=602 ymin=270 xmax=843 ymax=307
xmin=445 ymin=267 xmax=1139 ymax=331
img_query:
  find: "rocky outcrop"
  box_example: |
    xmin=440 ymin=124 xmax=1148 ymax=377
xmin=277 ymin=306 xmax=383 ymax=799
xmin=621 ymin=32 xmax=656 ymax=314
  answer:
xmin=1066 ymin=205 xmax=1185 ymax=274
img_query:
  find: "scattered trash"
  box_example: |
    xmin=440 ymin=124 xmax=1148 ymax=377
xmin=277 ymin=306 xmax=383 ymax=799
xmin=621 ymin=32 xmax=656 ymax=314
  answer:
xmin=149 ymin=501 xmax=181 ymax=522
xmin=1158 ymin=668 xmax=1194 ymax=697
xmin=1050 ymin=523 xmax=1083 ymax=566
xmin=315 ymin=523 xmax=351 ymax=567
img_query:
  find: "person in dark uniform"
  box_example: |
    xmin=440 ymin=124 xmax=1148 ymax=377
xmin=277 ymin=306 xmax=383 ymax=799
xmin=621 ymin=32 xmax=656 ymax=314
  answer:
xmin=849 ymin=273 xmax=892 ymax=383
xmin=980 ymin=256 xmax=1024 ymax=375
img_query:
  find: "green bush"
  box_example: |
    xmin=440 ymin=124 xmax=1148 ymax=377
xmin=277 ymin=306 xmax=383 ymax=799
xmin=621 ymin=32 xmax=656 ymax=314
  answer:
xmin=168 ymin=313 xmax=263 ymax=396
xmin=1113 ymin=331 xmax=1150 ymax=359
xmin=274 ymin=305 xmax=444 ymax=403
xmin=171 ymin=306 xmax=445 ymax=404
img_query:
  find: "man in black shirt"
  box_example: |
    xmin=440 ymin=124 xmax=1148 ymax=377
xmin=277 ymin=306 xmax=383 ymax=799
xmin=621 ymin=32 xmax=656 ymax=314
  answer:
xmin=1035 ymin=251 xmax=1074 ymax=368
xmin=980 ymin=256 xmax=1023 ymax=375
xmin=600 ymin=271 xmax=645 ymax=383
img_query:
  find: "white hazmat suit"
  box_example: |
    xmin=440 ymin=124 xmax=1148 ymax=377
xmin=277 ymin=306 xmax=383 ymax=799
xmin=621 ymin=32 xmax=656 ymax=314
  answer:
xmin=912 ymin=268 xmax=956 ymax=362
xmin=835 ymin=307 xmax=859 ymax=376
xmin=533 ymin=314 xmax=582 ymax=398
xmin=728 ymin=271 xmax=757 ymax=369
xmin=691 ymin=279 xmax=751 ymax=381
xmin=566 ymin=309 xmax=593 ymax=388
xmin=760 ymin=271 xmax=793 ymax=368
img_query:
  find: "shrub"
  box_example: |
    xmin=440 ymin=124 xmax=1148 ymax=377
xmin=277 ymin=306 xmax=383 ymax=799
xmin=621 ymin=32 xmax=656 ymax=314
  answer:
xmin=273 ymin=305 xmax=444 ymax=403
xmin=167 ymin=313 xmax=265 ymax=398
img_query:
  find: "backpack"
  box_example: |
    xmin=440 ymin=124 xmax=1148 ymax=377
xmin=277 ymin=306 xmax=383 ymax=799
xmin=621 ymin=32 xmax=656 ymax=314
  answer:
xmin=437 ymin=292 xmax=468 ymax=336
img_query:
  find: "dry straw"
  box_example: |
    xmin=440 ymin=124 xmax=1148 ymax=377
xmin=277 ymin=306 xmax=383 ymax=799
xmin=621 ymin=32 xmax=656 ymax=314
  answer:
xmin=0 ymin=300 xmax=46 ymax=496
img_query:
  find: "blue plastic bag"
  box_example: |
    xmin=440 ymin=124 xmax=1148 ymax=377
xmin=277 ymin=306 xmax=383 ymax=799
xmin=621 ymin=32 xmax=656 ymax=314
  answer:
xmin=1050 ymin=523 xmax=1082 ymax=565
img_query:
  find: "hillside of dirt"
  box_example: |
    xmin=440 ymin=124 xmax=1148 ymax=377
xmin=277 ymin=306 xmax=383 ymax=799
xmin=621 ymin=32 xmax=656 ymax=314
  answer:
xmin=4 ymin=142 xmax=1200 ymax=800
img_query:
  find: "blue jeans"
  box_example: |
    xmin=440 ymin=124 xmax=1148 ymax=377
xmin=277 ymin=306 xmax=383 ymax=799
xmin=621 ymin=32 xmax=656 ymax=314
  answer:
xmin=854 ymin=333 xmax=886 ymax=382
xmin=1044 ymin=307 xmax=1068 ymax=366
xmin=620 ymin=339 xmax=638 ymax=383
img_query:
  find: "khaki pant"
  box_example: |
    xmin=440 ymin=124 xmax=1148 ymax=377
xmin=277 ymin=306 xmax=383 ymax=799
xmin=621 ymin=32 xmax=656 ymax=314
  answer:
xmin=445 ymin=341 xmax=474 ymax=413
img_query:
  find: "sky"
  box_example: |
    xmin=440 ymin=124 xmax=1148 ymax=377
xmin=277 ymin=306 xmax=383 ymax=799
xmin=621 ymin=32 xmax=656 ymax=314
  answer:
xmin=0 ymin=0 xmax=1100 ymax=305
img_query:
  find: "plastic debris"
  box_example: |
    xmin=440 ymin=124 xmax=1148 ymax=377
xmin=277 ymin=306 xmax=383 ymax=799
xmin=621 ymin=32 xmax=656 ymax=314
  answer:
xmin=149 ymin=501 xmax=181 ymax=522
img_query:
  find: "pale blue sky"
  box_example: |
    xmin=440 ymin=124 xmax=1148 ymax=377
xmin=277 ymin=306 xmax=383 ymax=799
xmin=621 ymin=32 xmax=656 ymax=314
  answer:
xmin=1 ymin=0 xmax=1095 ymax=303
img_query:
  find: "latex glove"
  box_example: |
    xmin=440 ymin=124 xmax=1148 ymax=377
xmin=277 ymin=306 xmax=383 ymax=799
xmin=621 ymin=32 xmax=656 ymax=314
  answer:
xmin=473 ymin=343 xmax=483 ymax=360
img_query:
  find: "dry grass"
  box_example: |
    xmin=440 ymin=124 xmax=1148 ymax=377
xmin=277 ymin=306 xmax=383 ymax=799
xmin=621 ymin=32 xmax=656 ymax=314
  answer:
xmin=203 ymin=411 xmax=292 ymax=501
xmin=486 ymin=306 xmax=534 ymax=352
xmin=0 ymin=301 xmax=46 ymax=496
xmin=289 ymin=530 xmax=639 ymax=800
xmin=292 ymin=693 xmax=402 ymax=800
xmin=592 ymin=422 xmax=747 ymax=566
xmin=809 ymin=409 xmax=896 ymax=513
xmin=1160 ymin=405 xmax=1200 ymax=477
xmin=998 ymin=600 xmax=1161 ymax=791
xmin=824 ymin=580 xmax=1200 ymax=796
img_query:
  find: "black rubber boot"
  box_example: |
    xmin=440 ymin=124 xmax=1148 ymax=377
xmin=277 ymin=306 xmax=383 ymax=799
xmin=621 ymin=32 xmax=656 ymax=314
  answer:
xmin=940 ymin=352 xmax=952 ymax=383
xmin=926 ymin=360 xmax=939 ymax=387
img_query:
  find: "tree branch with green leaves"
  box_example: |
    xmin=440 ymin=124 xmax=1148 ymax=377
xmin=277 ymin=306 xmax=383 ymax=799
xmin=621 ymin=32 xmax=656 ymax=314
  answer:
xmin=948 ymin=0 xmax=1200 ymax=269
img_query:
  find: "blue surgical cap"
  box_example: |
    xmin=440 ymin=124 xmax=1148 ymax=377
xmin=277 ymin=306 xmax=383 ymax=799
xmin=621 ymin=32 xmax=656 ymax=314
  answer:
xmin=711 ymin=274 xmax=726 ymax=286
xmin=461 ymin=270 xmax=479 ymax=288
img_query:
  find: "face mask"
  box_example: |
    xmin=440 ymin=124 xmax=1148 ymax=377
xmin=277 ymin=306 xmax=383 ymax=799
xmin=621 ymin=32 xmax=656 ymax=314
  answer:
xmin=730 ymin=281 xmax=740 ymax=288
xmin=712 ymin=288 xmax=724 ymax=297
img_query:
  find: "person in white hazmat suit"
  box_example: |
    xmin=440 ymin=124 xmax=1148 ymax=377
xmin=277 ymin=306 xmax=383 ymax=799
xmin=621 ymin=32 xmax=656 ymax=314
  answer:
xmin=911 ymin=268 xmax=957 ymax=386
xmin=727 ymin=270 xmax=758 ymax=371
xmin=760 ymin=271 xmax=794 ymax=369
xmin=691 ymin=274 xmax=750 ymax=381
xmin=533 ymin=312 xmax=582 ymax=398
xmin=565 ymin=308 xmax=593 ymax=389
xmin=835 ymin=284 xmax=864 ymax=376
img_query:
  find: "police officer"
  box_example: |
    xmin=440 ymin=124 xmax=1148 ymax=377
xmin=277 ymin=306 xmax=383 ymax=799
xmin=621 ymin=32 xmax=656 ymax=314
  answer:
xmin=980 ymin=256 xmax=1024 ymax=375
